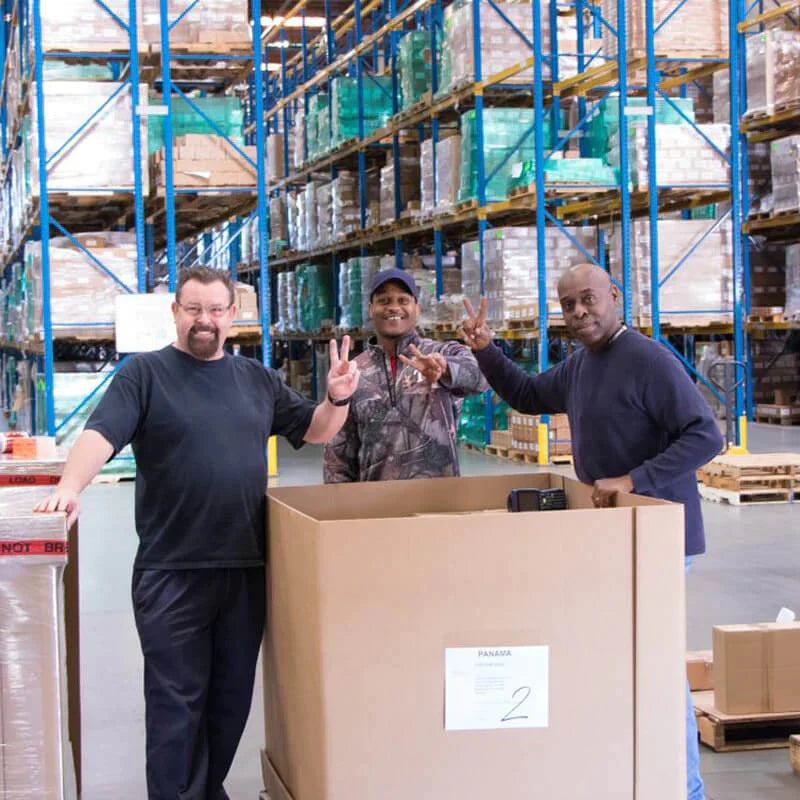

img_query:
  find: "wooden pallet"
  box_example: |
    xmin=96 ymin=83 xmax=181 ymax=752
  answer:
xmin=701 ymin=453 xmax=800 ymax=478
xmin=791 ymin=734 xmax=800 ymax=776
xmin=484 ymin=444 xmax=512 ymax=459
xmin=755 ymin=406 xmax=800 ymax=426
xmin=698 ymin=483 xmax=794 ymax=506
xmin=693 ymin=691 xmax=800 ymax=752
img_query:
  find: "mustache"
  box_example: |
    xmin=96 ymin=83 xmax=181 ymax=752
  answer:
xmin=190 ymin=325 xmax=218 ymax=334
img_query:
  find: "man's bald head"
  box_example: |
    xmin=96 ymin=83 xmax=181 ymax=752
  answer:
xmin=557 ymin=263 xmax=621 ymax=352
xmin=557 ymin=263 xmax=613 ymax=298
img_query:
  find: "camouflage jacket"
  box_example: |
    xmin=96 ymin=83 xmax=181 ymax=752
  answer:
xmin=323 ymin=332 xmax=488 ymax=482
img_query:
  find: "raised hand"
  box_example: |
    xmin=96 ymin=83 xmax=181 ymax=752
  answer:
xmin=398 ymin=344 xmax=449 ymax=386
xmin=461 ymin=297 xmax=492 ymax=351
xmin=327 ymin=335 xmax=360 ymax=402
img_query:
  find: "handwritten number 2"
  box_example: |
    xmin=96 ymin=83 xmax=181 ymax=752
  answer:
xmin=501 ymin=686 xmax=531 ymax=722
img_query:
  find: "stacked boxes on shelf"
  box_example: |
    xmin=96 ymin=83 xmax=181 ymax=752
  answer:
xmin=42 ymin=0 xmax=141 ymax=51
xmin=297 ymin=182 xmax=318 ymax=252
xmin=306 ymin=93 xmax=330 ymax=161
xmin=154 ymin=134 xmax=257 ymax=188
xmin=397 ymin=31 xmax=431 ymax=110
xmin=330 ymin=75 xmax=393 ymax=148
xmin=380 ymin=146 xmax=421 ymax=223
xmin=785 ymin=245 xmax=800 ymax=319
xmin=270 ymin=195 xmax=288 ymax=248
xmin=465 ymin=226 xmax=597 ymax=324
xmin=25 ymin=232 xmax=138 ymax=333
xmin=276 ymin=271 xmax=298 ymax=333
xmin=608 ymin=122 xmax=731 ymax=190
xmin=331 ymin=172 xmax=361 ymax=240
xmin=748 ymin=244 xmax=786 ymax=310
xmin=601 ymin=0 xmax=728 ymax=59
xmin=750 ymin=336 xmax=800 ymax=404
xmin=420 ymin=133 xmax=462 ymax=215
xmin=457 ymin=393 xmax=511 ymax=449
xmin=745 ymin=30 xmax=800 ymax=116
xmin=295 ymin=264 xmax=333 ymax=334
xmin=770 ymin=136 xmax=800 ymax=214
xmin=316 ymin=183 xmax=333 ymax=248
xmin=459 ymin=109 xmax=547 ymax=203
xmin=142 ymin=0 xmax=251 ymax=47
xmin=609 ymin=219 xmax=733 ymax=326
xmin=30 ymin=80 xmax=149 ymax=194
xmin=148 ymin=95 xmax=245 ymax=154
xmin=266 ymin=131 xmax=286 ymax=184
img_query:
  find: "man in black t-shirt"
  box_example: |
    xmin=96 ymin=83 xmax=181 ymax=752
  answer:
xmin=35 ymin=266 xmax=360 ymax=800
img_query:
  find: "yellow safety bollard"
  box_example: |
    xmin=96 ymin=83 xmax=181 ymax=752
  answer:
xmin=727 ymin=416 xmax=749 ymax=456
xmin=537 ymin=421 xmax=549 ymax=466
xmin=268 ymin=435 xmax=279 ymax=477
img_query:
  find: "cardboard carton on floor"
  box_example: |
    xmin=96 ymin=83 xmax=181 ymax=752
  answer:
xmin=713 ymin=622 xmax=800 ymax=714
xmin=686 ymin=649 xmax=714 ymax=691
xmin=263 ymin=473 xmax=686 ymax=800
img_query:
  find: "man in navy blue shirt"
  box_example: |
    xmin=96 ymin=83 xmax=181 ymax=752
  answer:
xmin=463 ymin=262 xmax=723 ymax=800
xmin=36 ymin=266 xmax=360 ymax=800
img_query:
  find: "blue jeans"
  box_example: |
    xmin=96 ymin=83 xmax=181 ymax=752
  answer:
xmin=685 ymin=557 xmax=705 ymax=800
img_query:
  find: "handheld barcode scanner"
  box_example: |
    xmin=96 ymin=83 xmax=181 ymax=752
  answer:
xmin=507 ymin=487 xmax=567 ymax=513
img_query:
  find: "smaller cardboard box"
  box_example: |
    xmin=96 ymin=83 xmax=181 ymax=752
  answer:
xmin=713 ymin=623 xmax=800 ymax=714
xmin=686 ymin=650 xmax=714 ymax=691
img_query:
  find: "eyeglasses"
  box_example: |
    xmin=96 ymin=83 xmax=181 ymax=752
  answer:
xmin=178 ymin=302 xmax=232 ymax=318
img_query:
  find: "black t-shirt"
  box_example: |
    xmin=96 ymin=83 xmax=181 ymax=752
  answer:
xmin=86 ymin=346 xmax=315 ymax=569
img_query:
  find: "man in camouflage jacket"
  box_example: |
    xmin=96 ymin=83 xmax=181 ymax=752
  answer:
xmin=323 ymin=268 xmax=487 ymax=482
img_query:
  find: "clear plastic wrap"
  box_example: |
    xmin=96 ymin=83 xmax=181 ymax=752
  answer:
xmin=30 ymin=81 xmax=149 ymax=194
xmin=25 ymin=232 xmax=138 ymax=332
xmin=332 ymin=172 xmax=361 ymax=240
xmin=785 ymin=244 xmax=800 ymax=319
xmin=0 ymin=487 xmax=76 ymax=800
xmin=770 ymin=135 xmax=800 ymax=214
xmin=380 ymin=150 xmax=420 ymax=223
xmin=142 ymin=0 xmax=251 ymax=46
xmin=609 ymin=219 xmax=733 ymax=325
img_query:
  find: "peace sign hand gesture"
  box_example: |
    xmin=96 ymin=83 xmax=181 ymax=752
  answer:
xmin=398 ymin=344 xmax=449 ymax=386
xmin=327 ymin=335 xmax=360 ymax=402
xmin=461 ymin=297 xmax=493 ymax=351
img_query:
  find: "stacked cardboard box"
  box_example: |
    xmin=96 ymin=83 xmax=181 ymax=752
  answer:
xmin=235 ymin=283 xmax=258 ymax=323
xmin=266 ymin=132 xmax=286 ymax=184
xmin=477 ymin=226 xmax=597 ymax=325
xmin=398 ymin=31 xmax=431 ymax=110
xmin=26 ymin=232 xmax=138 ymax=332
xmin=276 ymin=272 xmax=292 ymax=332
xmin=609 ymin=219 xmax=733 ymax=326
xmin=41 ymin=0 xmax=140 ymax=51
xmin=297 ymin=182 xmax=318 ymax=252
xmin=749 ymin=244 xmax=786 ymax=309
xmin=154 ymin=134 xmax=257 ymax=188
xmin=601 ymin=0 xmax=728 ymax=59
xmin=750 ymin=337 xmax=800 ymax=404
xmin=148 ymin=95 xmax=245 ymax=155
xmin=291 ymin=103 xmax=306 ymax=168
xmin=287 ymin=357 xmax=312 ymax=397
xmin=713 ymin=69 xmax=730 ymax=123
xmin=713 ymin=623 xmax=800 ymax=714
xmin=420 ymin=133 xmax=462 ymax=215
xmin=510 ymin=412 xmax=571 ymax=456
xmin=316 ymin=183 xmax=333 ymax=248
xmin=786 ymin=244 xmax=800 ymax=318
xmin=608 ymin=123 xmax=731 ymax=190
xmin=770 ymin=136 xmax=800 ymax=214
xmin=142 ymin=0 xmax=251 ymax=47
xmin=270 ymin=195 xmax=288 ymax=245
xmin=331 ymin=172 xmax=361 ymax=240
xmin=745 ymin=30 xmax=800 ymax=116
xmin=380 ymin=147 xmax=421 ymax=223
xmin=30 ymin=81 xmax=149 ymax=194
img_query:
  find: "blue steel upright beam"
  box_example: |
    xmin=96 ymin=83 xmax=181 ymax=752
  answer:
xmin=253 ymin=1 xmax=272 ymax=366
xmin=617 ymin=0 xmax=634 ymax=326
xmin=533 ymin=0 xmax=548 ymax=367
xmin=129 ymin=0 xmax=146 ymax=292
xmin=159 ymin=0 xmax=178 ymax=290
xmin=730 ymin=0 xmax=746 ymax=438
xmin=32 ymin=0 xmax=55 ymax=434
xmin=645 ymin=0 xmax=661 ymax=339
xmin=472 ymin=0 xmax=488 ymax=294
xmin=356 ymin=0 xmax=369 ymax=232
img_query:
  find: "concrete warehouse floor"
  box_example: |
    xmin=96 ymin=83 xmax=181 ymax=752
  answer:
xmin=76 ymin=422 xmax=800 ymax=799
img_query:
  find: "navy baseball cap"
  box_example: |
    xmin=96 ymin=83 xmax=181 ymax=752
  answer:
xmin=369 ymin=268 xmax=418 ymax=300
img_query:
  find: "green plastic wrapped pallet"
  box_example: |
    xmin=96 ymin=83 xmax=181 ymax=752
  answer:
xmin=330 ymin=76 xmax=393 ymax=147
xmin=307 ymin=93 xmax=330 ymax=161
xmin=457 ymin=394 xmax=511 ymax=449
xmin=296 ymin=264 xmax=333 ymax=333
xmin=585 ymin=96 xmax=696 ymax=161
xmin=508 ymin=157 xmax=617 ymax=192
xmin=398 ymin=31 xmax=431 ymax=110
xmin=149 ymin=95 xmax=245 ymax=154
xmin=459 ymin=108 xmax=552 ymax=203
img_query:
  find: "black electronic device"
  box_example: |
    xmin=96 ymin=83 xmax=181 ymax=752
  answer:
xmin=507 ymin=487 xmax=567 ymax=513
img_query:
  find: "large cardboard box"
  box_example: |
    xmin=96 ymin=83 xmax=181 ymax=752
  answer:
xmin=263 ymin=473 xmax=686 ymax=800
xmin=713 ymin=623 xmax=800 ymax=714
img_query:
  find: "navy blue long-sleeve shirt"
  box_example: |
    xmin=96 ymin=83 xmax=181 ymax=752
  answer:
xmin=475 ymin=329 xmax=724 ymax=555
